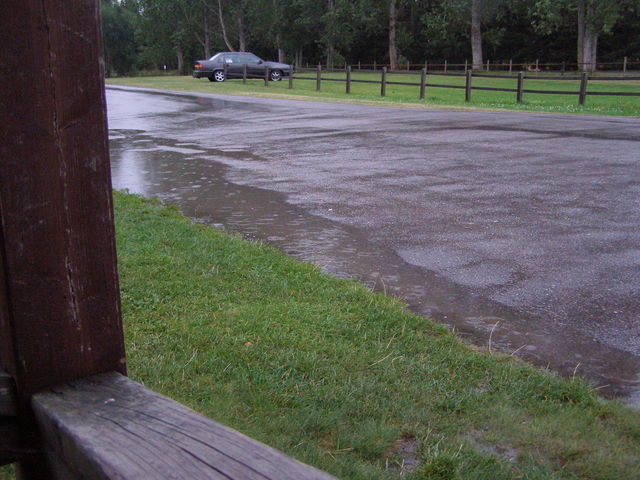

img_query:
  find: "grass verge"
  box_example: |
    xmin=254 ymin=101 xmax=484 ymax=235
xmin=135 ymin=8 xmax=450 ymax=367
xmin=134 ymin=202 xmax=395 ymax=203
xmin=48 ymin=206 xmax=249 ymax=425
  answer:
xmin=2 ymin=191 xmax=638 ymax=480
xmin=112 ymin=191 xmax=639 ymax=480
xmin=106 ymin=72 xmax=640 ymax=116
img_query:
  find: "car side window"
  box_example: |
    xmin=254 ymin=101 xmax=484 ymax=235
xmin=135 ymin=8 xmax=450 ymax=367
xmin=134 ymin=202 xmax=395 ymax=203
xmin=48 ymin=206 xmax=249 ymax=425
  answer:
xmin=245 ymin=54 xmax=261 ymax=63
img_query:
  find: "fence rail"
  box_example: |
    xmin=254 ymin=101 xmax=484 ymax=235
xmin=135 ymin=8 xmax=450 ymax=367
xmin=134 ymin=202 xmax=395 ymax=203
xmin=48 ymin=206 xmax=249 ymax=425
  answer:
xmin=314 ymin=58 xmax=640 ymax=75
xmin=290 ymin=65 xmax=640 ymax=106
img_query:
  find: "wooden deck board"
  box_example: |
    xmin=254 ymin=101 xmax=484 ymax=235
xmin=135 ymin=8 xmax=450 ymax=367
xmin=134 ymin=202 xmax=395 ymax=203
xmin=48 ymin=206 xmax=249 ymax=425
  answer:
xmin=32 ymin=372 xmax=338 ymax=480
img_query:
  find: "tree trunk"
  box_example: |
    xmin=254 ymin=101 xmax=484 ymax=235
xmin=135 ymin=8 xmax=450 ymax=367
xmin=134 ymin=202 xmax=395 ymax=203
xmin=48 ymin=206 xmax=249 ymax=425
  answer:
xmin=238 ymin=4 xmax=246 ymax=51
xmin=326 ymin=0 xmax=335 ymax=68
xmin=471 ymin=0 xmax=483 ymax=70
xmin=175 ymin=43 xmax=184 ymax=75
xmin=577 ymin=0 xmax=598 ymax=72
xmin=389 ymin=0 xmax=398 ymax=70
xmin=276 ymin=33 xmax=285 ymax=63
xmin=203 ymin=7 xmax=211 ymax=58
xmin=577 ymin=0 xmax=585 ymax=68
xmin=217 ymin=0 xmax=235 ymax=51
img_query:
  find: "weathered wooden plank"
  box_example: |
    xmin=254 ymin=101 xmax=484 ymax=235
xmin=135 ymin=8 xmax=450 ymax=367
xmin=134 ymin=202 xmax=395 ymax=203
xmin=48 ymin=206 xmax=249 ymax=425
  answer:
xmin=0 ymin=0 xmax=126 ymax=397
xmin=33 ymin=372 xmax=338 ymax=480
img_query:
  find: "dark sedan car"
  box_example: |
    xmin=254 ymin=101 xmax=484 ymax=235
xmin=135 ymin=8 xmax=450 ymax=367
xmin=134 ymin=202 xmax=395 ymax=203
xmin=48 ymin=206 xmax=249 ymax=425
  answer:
xmin=193 ymin=52 xmax=292 ymax=82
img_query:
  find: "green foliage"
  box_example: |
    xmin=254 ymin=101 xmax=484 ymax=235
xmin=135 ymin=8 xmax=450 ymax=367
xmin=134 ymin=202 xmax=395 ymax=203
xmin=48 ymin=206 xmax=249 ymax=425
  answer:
xmin=101 ymin=0 xmax=138 ymax=76
xmin=101 ymin=0 xmax=640 ymax=74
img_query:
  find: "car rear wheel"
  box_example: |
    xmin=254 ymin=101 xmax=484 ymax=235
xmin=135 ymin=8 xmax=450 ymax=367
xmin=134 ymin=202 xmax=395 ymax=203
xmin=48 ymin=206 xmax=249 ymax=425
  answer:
xmin=269 ymin=70 xmax=282 ymax=82
xmin=213 ymin=70 xmax=225 ymax=82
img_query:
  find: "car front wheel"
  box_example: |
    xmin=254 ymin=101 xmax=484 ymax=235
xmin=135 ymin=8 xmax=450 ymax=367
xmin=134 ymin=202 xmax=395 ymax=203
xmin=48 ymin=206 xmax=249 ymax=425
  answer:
xmin=213 ymin=70 xmax=225 ymax=82
xmin=269 ymin=70 xmax=282 ymax=82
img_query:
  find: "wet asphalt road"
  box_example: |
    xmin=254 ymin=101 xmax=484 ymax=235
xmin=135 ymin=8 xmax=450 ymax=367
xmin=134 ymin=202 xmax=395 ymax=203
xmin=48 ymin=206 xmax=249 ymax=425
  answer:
xmin=106 ymin=86 xmax=640 ymax=402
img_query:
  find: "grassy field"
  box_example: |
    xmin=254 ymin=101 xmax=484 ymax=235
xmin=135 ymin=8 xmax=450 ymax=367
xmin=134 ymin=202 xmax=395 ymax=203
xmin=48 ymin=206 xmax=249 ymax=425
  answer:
xmin=2 ymin=191 xmax=640 ymax=479
xmin=106 ymin=70 xmax=640 ymax=116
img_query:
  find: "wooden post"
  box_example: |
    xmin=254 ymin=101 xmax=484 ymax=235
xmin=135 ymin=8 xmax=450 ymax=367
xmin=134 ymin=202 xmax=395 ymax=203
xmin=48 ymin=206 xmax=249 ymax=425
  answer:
xmin=358 ymin=60 xmax=361 ymax=70
xmin=243 ymin=63 xmax=247 ymax=84
xmin=288 ymin=64 xmax=293 ymax=89
xmin=486 ymin=59 xmax=490 ymax=71
xmin=1 ymin=1 xmax=127 ymax=474
xmin=516 ymin=71 xmax=524 ymax=103
xmin=425 ymin=61 xmax=428 ymax=72
xmin=264 ymin=67 xmax=269 ymax=86
xmin=419 ymin=68 xmax=426 ymax=99
xmin=464 ymin=59 xmax=468 ymax=72
xmin=578 ymin=72 xmax=588 ymax=106
xmin=1 ymin=0 xmax=126 ymax=400
xmin=223 ymin=62 xmax=228 ymax=81
xmin=535 ymin=58 xmax=539 ymax=71
xmin=374 ymin=60 xmax=377 ymax=71
xmin=465 ymin=69 xmax=472 ymax=102
xmin=444 ymin=60 xmax=448 ymax=73
xmin=561 ymin=61 xmax=566 ymax=76
xmin=509 ymin=59 xmax=513 ymax=73
xmin=623 ymin=56 xmax=628 ymax=76
xmin=407 ymin=61 xmax=410 ymax=71
xmin=346 ymin=66 xmax=351 ymax=94
xmin=316 ymin=64 xmax=321 ymax=91
xmin=381 ymin=67 xmax=387 ymax=97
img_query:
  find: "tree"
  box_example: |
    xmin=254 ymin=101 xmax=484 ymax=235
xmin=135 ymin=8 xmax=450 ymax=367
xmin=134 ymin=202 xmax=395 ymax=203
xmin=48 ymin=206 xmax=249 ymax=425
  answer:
xmin=532 ymin=0 xmax=635 ymax=71
xmin=101 ymin=0 xmax=139 ymax=76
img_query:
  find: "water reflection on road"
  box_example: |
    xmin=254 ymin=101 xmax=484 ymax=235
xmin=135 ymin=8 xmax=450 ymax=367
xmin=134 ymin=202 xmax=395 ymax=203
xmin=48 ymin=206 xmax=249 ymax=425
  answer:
xmin=108 ymin=87 xmax=640 ymax=405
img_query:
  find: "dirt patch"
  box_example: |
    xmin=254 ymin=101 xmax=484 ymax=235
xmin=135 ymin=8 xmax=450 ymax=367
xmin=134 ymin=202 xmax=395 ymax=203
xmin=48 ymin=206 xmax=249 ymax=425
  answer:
xmin=467 ymin=431 xmax=519 ymax=462
xmin=386 ymin=436 xmax=421 ymax=475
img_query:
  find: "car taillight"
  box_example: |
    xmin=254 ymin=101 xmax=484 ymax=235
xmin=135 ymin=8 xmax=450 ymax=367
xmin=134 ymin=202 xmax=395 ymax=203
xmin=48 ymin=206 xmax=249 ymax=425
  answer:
xmin=195 ymin=63 xmax=203 ymax=70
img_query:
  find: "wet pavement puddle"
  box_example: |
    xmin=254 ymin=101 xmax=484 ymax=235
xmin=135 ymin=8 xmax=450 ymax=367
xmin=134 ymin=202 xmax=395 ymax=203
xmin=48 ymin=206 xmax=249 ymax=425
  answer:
xmin=110 ymin=128 xmax=640 ymax=405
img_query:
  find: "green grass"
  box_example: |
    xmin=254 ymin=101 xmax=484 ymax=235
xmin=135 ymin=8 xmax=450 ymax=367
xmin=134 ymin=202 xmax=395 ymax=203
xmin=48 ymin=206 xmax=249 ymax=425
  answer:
xmin=106 ymin=70 xmax=640 ymax=116
xmin=112 ymin=191 xmax=640 ymax=480
xmin=2 ymin=191 xmax=638 ymax=479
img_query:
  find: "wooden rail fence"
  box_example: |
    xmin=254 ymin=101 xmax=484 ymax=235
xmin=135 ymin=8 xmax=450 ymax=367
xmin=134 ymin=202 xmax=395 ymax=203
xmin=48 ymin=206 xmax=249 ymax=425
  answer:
xmin=288 ymin=65 xmax=640 ymax=106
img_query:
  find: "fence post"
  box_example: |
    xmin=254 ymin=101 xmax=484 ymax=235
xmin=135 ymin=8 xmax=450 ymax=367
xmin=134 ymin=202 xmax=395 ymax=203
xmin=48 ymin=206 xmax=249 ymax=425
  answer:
xmin=623 ymin=56 xmax=628 ymax=76
xmin=509 ymin=59 xmax=512 ymax=73
xmin=516 ymin=71 xmax=524 ymax=103
xmin=374 ymin=60 xmax=377 ymax=71
xmin=464 ymin=59 xmax=468 ymax=72
xmin=420 ymin=67 xmax=426 ymax=99
xmin=316 ymin=64 xmax=321 ymax=91
xmin=243 ymin=63 xmax=247 ymax=84
xmin=535 ymin=59 xmax=539 ymax=71
xmin=425 ymin=61 xmax=428 ymax=72
xmin=381 ymin=66 xmax=387 ymax=97
xmin=288 ymin=64 xmax=293 ymax=89
xmin=486 ymin=59 xmax=490 ymax=71
xmin=561 ymin=61 xmax=566 ymax=76
xmin=264 ymin=67 xmax=269 ymax=86
xmin=358 ymin=60 xmax=361 ymax=70
xmin=578 ymin=72 xmax=588 ymax=106
xmin=407 ymin=61 xmax=410 ymax=71
xmin=444 ymin=60 xmax=448 ymax=73
xmin=224 ymin=62 xmax=228 ymax=81
xmin=346 ymin=65 xmax=351 ymax=94
xmin=465 ymin=69 xmax=472 ymax=102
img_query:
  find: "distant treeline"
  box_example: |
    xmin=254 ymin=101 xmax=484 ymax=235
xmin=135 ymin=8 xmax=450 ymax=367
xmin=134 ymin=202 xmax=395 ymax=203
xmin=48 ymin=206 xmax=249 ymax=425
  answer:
xmin=101 ymin=0 xmax=640 ymax=76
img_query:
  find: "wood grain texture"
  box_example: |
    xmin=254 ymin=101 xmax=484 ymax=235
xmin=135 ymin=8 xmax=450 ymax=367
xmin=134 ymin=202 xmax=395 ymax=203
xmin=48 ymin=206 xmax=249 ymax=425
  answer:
xmin=33 ymin=372 xmax=338 ymax=480
xmin=0 ymin=0 xmax=126 ymax=397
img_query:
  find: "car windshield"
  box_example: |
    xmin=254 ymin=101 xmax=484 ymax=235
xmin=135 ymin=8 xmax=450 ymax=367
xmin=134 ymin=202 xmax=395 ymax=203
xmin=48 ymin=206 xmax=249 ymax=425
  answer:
xmin=208 ymin=53 xmax=223 ymax=62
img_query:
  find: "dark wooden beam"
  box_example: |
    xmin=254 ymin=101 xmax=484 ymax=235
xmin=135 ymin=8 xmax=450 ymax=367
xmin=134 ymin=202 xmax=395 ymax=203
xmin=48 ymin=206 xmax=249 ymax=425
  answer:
xmin=0 ymin=1 xmax=126 ymax=399
xmin=32 ymin=372 xmax=338 ymax=480
xmin=1 ymin=372 xmax=38 ymax=467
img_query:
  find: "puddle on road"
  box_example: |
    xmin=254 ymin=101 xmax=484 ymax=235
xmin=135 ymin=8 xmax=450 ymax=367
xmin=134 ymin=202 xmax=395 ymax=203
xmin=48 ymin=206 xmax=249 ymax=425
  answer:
xmin=110 ymin=129 xmax=640 ymax=405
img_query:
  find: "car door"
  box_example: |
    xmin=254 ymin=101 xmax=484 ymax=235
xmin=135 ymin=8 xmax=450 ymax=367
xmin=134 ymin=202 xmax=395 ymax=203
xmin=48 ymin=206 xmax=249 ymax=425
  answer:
xmin=245 ymin=53 xmax=266 ymax=77
xmin=225 ymin=53 xmax=243 ymax=78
